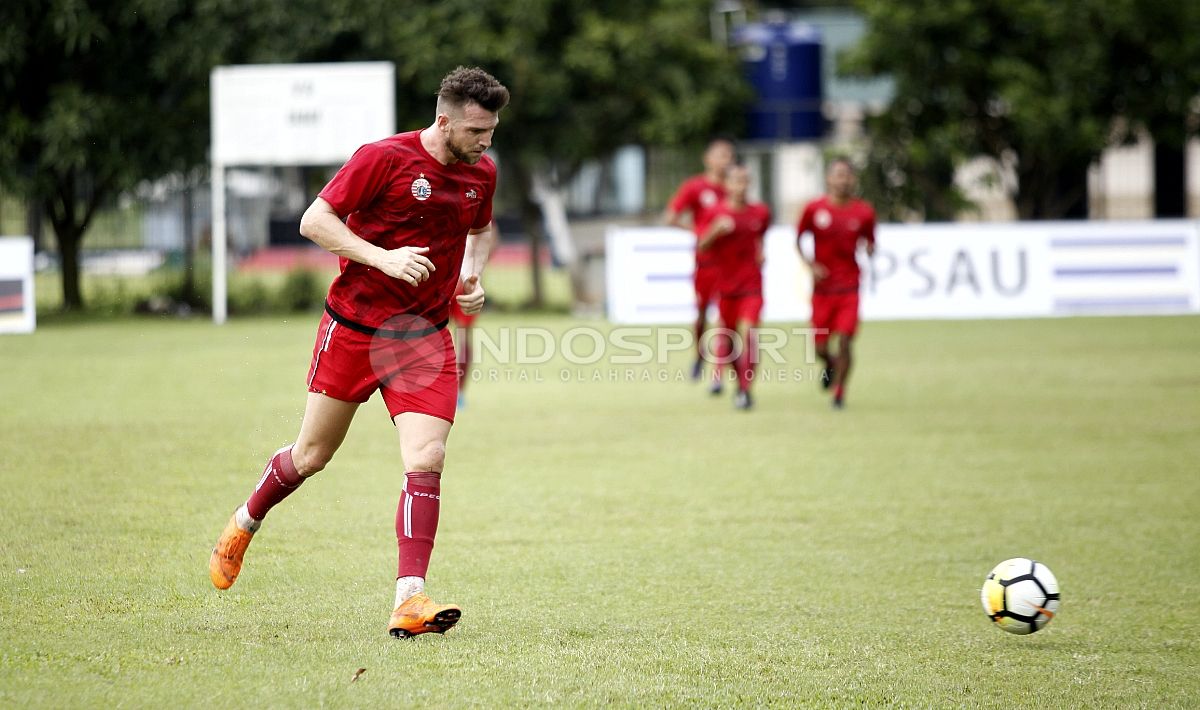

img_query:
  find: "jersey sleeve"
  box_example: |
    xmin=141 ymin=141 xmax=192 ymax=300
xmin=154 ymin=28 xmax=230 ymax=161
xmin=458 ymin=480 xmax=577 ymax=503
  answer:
xmin=667 ymin=180 xmax=695 ymax=216
xmin=797 ymin=202 xmax=813 ymax=238
xmin=471 ymin=161 xmax=497 ymax=231
xmin=318 ymin=142 xmax=393 ymax=217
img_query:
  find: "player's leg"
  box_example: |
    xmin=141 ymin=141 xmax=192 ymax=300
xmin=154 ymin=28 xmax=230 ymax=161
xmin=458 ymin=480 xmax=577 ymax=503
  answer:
xmin=209 ymin=392 xmax=359 ymax=589
xmin=453 ymin=320 xmax=473 ymax=407
xmin=810 ymin=293 xmax=834 ymax=390
xmin=692 ymin=280 xmax=710 ymax=381
xmin=388 ymin=411 xmax=461 ymax=638
xmin=732 ymin=295 xmax=763 ymax=409
xmin=382 ymin=329 xmax=461 ymax=638
xmin=831 ymin=333 xmax=853 ymax=408
xmin=830 ymin=293 xmax=861 ymax=409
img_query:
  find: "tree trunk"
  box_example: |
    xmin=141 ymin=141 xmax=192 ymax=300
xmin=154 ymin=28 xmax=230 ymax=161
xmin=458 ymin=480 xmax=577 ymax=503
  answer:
xmin=1153 ymin=140 xmax=1186 ymax=218
xmin=56 ymin=223 xmax=84 ymax=310
xmin=520 ymin=197 xmax=545 ymax=309
xmin=181 ymin=183 xmax=197 ymax=304
xmin=26 ymin=202 xmax=43 ymax=254
xmin=1015 ymin=160 xmax=1089 ymax=220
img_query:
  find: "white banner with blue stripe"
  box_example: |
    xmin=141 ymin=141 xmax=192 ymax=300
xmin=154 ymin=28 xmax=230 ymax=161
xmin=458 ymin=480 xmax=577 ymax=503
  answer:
xmin=605 ymin=220 xmax=1200 ymax=324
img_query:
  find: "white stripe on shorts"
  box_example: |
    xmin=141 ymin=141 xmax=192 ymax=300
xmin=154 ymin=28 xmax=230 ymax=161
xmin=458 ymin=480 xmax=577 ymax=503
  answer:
xmin=307 ymin=320 xmax=338 ymax=387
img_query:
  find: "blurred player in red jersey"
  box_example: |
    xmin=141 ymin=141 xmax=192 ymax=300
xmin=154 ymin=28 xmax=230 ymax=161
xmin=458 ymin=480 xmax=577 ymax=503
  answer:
xmin=450 ymin=223 xmax=497 ymax=407
xmin=797 ymin=158 xmax=876 ymax=410
xmin=208 ymin=67 xmax=509 ymax=639
xmin=664 ymin=136 xmax=736 ymax=389
xmin=698 ymin=164 xmax=771 ymax=410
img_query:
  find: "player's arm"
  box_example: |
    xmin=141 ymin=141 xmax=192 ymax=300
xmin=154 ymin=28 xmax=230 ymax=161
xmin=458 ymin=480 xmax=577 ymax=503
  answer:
xmin=299 ymin=197 xmax=435 ymax=286
xmin=455 ymin=223 xmax=496 ymax=315
xmin=861 ymin=208 xmax=877 ymax=257
xmin=662 ymin=207 xmax=688 ymax=229
xmin=795 ymin=208 xmax=827 ymax=280
xmin=697 ymin=215 xmax=733 ymax=251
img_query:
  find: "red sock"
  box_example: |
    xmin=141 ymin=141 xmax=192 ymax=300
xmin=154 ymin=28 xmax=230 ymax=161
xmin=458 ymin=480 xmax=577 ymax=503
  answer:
xmin=245 ymin=445 xmax=303 ymax=521
xmin=834 ymin=383 xmax=845 ymax=401
xmin=397 ymin=471 xmax=441 ymax=578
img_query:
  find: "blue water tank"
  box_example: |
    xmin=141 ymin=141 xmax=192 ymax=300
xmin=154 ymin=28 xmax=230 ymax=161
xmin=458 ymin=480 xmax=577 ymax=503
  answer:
xmin=733 ymin=22 xmax=824 ymax=141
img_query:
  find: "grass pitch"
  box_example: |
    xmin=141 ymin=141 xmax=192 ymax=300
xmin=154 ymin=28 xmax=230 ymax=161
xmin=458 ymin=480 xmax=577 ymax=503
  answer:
xmin=1 ymin=313 xmax=1197 ymax=707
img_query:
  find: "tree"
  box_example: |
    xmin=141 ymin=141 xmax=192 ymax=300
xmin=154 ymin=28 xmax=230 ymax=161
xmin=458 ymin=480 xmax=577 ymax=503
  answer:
xmin=0 ymin=0 xmax=378 ymax=310
xmin=844 ymin=0 xmax=1199 ymax=221
xmin=366 ymin=0 xmax=749 ymax=306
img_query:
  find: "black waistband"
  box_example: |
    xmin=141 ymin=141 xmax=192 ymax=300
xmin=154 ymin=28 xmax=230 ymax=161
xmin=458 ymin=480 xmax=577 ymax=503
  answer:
xmin=324 ymin=301 xmax=448 ymax=339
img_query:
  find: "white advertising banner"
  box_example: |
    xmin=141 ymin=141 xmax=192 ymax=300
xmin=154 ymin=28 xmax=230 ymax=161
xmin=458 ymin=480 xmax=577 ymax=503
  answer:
xmin=211 ymin=62 xmax=395 ymax=166
xmin=0 ymin=236 xmax=36 ymax=334
xmin=606 ymin=220 xmax=1200 ymax=324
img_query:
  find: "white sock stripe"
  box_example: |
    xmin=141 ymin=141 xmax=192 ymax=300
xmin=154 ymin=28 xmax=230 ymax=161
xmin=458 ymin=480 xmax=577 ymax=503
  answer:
xmin=403 ymin=493 xmax=413 ymax=538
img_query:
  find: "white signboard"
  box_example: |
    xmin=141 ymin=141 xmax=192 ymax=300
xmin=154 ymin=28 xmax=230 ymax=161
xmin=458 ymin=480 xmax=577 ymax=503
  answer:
xmin=606 ymin=220 xmax=1200 ymax=324
xmin=0 ymin=236 xmax=36 ymax=334
xmin=212 ymin=62 xmax=395 ymax=166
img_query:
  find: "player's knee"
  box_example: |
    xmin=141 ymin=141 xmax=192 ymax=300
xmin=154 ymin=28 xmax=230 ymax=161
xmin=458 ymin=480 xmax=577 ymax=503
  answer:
xmin=292 ymin=442 xmax=336 ymax=477
xmin=406 ymin=440 xmax=446 ymax=472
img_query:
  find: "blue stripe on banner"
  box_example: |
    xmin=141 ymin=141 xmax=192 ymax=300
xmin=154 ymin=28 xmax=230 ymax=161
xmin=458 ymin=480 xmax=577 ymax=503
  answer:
xmin=1054 ymin=266 xmax=1178 ymax=277
xmin=645 ymin=273 xmax=693 ymax=282
xmin=633 ymin=245 xmax=695 ymax=253
xmin=1054 ymin=296 xmax=1192 ymax=310
xmin=1050 ymin=236 xmax=1188 ymax=248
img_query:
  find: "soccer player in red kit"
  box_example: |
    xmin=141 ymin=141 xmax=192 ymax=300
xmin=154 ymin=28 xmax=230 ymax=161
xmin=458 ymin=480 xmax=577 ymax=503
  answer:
xmin=664 ymin=137 xmax=736 ymax=388
xmin=698 ymin=165 xmax=770 ymax=410
xmin=796 ymin=158 xmax=876 ymax=409
xmin=208 ymin=67 xmax=509 ymax=639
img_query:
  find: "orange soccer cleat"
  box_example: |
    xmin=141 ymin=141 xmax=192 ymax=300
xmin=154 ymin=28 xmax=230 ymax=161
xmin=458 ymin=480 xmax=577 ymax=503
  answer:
xmin=208 ymin=512 xmax=254 ymax=590
xmin=388 ymin=593 xmax=462 ymax=639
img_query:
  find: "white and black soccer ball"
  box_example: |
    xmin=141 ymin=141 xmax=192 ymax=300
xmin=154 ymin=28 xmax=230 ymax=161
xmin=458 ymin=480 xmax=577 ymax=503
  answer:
xmin=980 ymin=558 xmax=1061 ymax=635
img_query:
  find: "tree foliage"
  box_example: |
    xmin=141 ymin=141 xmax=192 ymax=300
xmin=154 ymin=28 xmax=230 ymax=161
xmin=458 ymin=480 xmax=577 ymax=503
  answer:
xmin=1 ymin=0 xmax=745 ymax=310
xmin=845 ymin=0 xmax=1200 ymax=220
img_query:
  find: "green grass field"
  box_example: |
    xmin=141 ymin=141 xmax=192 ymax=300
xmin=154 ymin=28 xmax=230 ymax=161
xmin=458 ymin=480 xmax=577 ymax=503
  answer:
xmin=1 ymin=313 xmax=1198 ymax=707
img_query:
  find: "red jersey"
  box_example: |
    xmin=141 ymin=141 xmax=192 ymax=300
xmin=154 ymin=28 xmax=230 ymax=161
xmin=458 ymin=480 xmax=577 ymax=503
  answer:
xmin=707 ymin=201 xmax=771 ymax=297
xmin=318 ymin=130 xmax=496 ymax=329
xmin=668 ymin=175 xmax=726 ymax=268
xmin=797 ymin=195 xmax=876 ymax=294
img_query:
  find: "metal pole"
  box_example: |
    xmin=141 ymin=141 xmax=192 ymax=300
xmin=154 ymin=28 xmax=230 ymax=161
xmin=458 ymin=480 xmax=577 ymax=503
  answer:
xmin=212 ymin=162 xmax=227 ymax=324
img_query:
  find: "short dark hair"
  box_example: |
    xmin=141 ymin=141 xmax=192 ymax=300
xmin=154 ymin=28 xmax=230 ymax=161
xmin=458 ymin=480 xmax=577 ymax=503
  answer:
xmin=707 ymin=134 xmax=737 ymax=151
xmin=438 ymin=66 xmax=510 ymax=113
xmin=827 ymin=156 xmax=856 ymax=172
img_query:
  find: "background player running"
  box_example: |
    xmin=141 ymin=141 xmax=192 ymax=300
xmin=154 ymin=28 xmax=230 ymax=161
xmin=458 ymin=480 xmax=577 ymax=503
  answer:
xmin=796 ymin=158 xmax=876 ymax=410
xmin=663 ymin=136 xmax=736 ymax=389
xmin=698 ymin=164 xmax=770 ymax=410
xmin=208 ymin=67 xmax=509 ymax=639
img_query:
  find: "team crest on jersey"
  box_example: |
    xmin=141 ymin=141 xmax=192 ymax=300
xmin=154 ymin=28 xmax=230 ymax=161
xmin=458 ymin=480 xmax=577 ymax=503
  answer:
xmin=411 ymin=175 xmax=432 ymax=201
xmin=814 ymin=209 xmax=832 ymax=229
xmin=465 ymin=188 xmax=478 ymax=200
xmin=701 ymin=190 xmax=718 ymax=207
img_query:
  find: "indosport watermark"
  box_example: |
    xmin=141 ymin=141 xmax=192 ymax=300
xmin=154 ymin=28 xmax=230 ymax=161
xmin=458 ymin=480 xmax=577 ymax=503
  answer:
xmin=451 ymin=324 xmax=830 ymax=387
xmin=363 ymin=317 xmax=830 ymax=392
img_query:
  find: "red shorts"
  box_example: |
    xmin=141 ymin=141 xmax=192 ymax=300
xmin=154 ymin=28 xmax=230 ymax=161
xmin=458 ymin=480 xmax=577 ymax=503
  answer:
xmin=306 ymin=311 xmax=458 ymax=423
xmin=718 ymin=293 xmax=763 ymax=329
xmin=811 ymin=291 xmax=860 ymax=344
xmin=695 ymin=263 xmax=720 ymax=308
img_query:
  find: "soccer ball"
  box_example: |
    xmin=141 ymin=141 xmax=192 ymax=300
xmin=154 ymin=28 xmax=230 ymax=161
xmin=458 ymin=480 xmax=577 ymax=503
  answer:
xmin=980 ymin=558 xmax=1061 ymax=635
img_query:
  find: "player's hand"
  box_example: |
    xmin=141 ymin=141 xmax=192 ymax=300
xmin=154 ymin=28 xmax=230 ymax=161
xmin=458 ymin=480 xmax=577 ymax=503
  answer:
xmin=714 ymin=215 xmax=735 ymax=235
xmin=375 ymin=246 xmax=435 ymax=285
xmin=865 ymin=242 xmax=876 ymax=258
xmin=810 ymin=262 xmax=829 ymax=281
xmin=456 ymin=274 xmax=485 ymax=315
